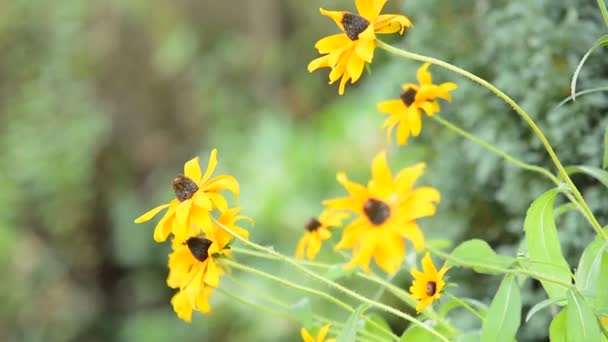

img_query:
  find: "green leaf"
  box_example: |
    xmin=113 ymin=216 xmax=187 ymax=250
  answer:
xmin=554 ymin=86 xmax=608 ymax=110
xmin=575 ymin=240 xmax=608 ymax=299
xmin=364 ymin=314 xmax=394 ymax=341
xmin=448 ymin=239 xmax=515 ymax=274
xmin=549 ymin=309 xmax=567 ymax=342
xmin=571 ymin=35 xmax=608 ymax=100
xmin=290 ymin=298 xmax=313 ymax=329
xmin=427 ymin=239 xmax=453 ymax=250
xmin=400 ymin=325 xmax=438 ymax=342
xmin=566 ymin=290 xmax=602 ymax=342
xmin=604 ymin=127 xmax=608 ymax=170
xmin=523 ymin=189 xmax=571 ymax=299
xmin=480 ymin=275 xmax=521 ymax=342
xmin=525 ymin=297 xmax=566 ymax=322
xmin=440 ymin=297 xmax=488 ymax=319
xmin=564 ymin=165 xmax=608 ymax=189
xmin=323 ymin=264 xmax=356 ymax=280
xmin=599 ymin=0 xmax=608 ymax=28
xmin=337 ymin=304 xmax=368 ymax=342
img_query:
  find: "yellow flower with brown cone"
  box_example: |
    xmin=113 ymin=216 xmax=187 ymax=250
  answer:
xmin=324 ymin=151 xmax=440 ymax=274
xmin=296 ymin=210 xmax=348 ymax=260
xmin=378 ymin=63 xmax=457 ymax=145
xmin=410 ymin=252 xmax=450 ymax=312
xmin=308 ymin=0 xmax=412 ymax=95
xmin=301 ymin=323 xmax=336 ymax=342
xmin=134 ymin=149 xmax=239 ymax=243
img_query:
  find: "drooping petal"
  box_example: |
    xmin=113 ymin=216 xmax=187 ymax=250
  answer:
xmin=134 ymin=203 xmax=170 ymax=223
xmin=194 ymin=287 xmax=213 ymax=313
xmin=171 ymin=291 xmax=194 ymax=322
xmin=174 ymin=200 xmax=193 ymax=242
xmin=308 ymin=55 xmax=330 ymax=72
xmin=320 ymin=8 xmax=346 ymax=31
xmin=204 ymin=259 xmax=220 ymax=287
xmin=373 ymin=231 xmax=404 ymax=274
xmin=200 ymin=149 xmax=218 ymax=184
xmin=355 ymin=35 xmax=375 ymax=63
xmin=204 ymin=175 xmax=240 ymax=198
xmin=338 ymin=70 xmax=351 ymax=95
xmin=207 ymin=192 xmax=228 ymax=213
xmin=406 ymin=105 xmax=422 ymax=137
xmin=315 ymin=33 xmax=351 ymax=54
xmin=374 ymin=14 xmax=412 ymax=34
xmin=295 ymin=234 xmax=309 ymax=259
xmin=153 ymin=209 xmax=175 ymax=242
xmin=396 ymin=116 xmax=411 ymax=145
xmin=306 ymin=235 xmax=322 ymax=260
xmin=184 ymin=157 xmax=202 ymax=182
xmin=347 ymin=54 xmax=365 ymax=84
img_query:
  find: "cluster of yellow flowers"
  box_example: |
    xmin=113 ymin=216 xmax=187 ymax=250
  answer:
xmin=134 ymin=150 xmax=251 ymax=322
xmin=299 ymin=0 xmax=457 ymax=318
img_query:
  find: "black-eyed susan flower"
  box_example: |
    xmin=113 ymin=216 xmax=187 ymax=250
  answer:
xmin=296 ymin=210 xmax=348 ymax=260
xmin=301 ymin=323 xmax=336 ymax=342
xmin=324 ymin=151 xmax=439 ymax=274
xmin=170 ymin=286 xmax=214 ymax=322
xmin=308 ymin=0 xmax=412 ymax=95
xmin=134 ymin=149 xmax=239 ymax=243
xmin=378 ymin=63 xmax=457 ymax=145
xmin=409 ymin=252 xmax=450 ymax=312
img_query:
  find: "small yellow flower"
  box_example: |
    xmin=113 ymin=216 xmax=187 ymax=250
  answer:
xmin=301 ymin=323 xmax=336 ymax=342
xmin=296 ymin=210 xmax=348 ymax=260
xmin=170 ymin=286 xmax=213 ymax=322
xmin=134 ymin=149 xmax=239 ymax=243
xmin=308 ymin=0 xmax=412 ymax=95
xmin=409 ymin=252 xmax=450 ymax=312
xmin=324 ymin=151 xmax=440 ymax=274
xmin=378 ymin=63 xmax=457 ymax=145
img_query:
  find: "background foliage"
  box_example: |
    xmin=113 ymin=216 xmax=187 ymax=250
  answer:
xmin=1 ymin=0 xmax=607 ymax=341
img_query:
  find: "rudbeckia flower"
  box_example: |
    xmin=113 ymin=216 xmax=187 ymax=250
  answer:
xmin=409 ymin=252 xmax=450 ymax=312
xmin=296 ymin=210 xmax=348 ymax=260
xmin=170 ymin=286 xmax=214 ymax=322
xmin=324 ymin=150 xmax=439 ymax=274
xmin=134 ymin=149 xmax=239 ymax=243
xmin=308 ymin=0 xmax=412 ymax=95
xmin=378 ymin=63 xmax=457 ymax=145
xmin=301 ymin=323 xmax=336 ymax=342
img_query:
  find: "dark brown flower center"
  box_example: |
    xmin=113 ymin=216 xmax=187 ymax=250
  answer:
xmin=186 ymin=237 xmax=213 ymax=262
xmin=363 ymin=198 xmax=391 ymax=225
xmin=342 ymin=13 xmax=370 ymax=41
xmin=426 ymin=281 xmax=437 ymax=296
xmin=172 ymin=174 xmax=199 ymax=202
xmin=305 ymin=218 xmax=322 ymax=232
xmin=400 ymin=88 xmax=417 ymax=107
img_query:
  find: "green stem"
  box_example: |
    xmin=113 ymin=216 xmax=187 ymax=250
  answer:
xmin=223 ymin=259 xmax=399 ymax=342
xmin=216 ymin=287 xmax=296 ymax=321
xmin=598 ymin=0 xmax=608 ymax=27
xmin=377 ymin=40 xmax=608 ymax=241
xmin=431 ymin=115 xmax=560 ymax=185
xmin=443 ymin=292 xmax=484 ymax=321
xmin=231 ymin=246 xmax=459 ymax=335
xmin=427 ymin=246 xmax=574 ymax=289
xmin=216 ymin=220 xmax=449 ymax=342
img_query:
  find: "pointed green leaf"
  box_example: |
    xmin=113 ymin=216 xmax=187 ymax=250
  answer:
xmin=576 ymin=240 xmax=608 ymax=300
xmin=524 ymin=189 xmax=571 ymax=299
xmin=564 ymin=165 xmax=608 ymax=189
xmin=549 ymin=309 xmax=567 ymax=342
xmin=290 ymin=298 xmax=313 ymax=329
xmin=571 ymin=35 xmax=608 ymax=100
xmin=364 ymin=314 xmax=394 ymax=341
xmin=337 ymin=304 xmax=368 ymax=342
xmin=480 ymin=275 xmax=521 ymax=342
xmin=599 ymin=0 xmax=608 ymax=27
xmin=525 ymin=297 xmax=566 ymax=322
xmin=566 ymin=290 xmax=602 ymax=342
xmin=400 ymin=325 xmax=444 ymax=342
xmin=448 ymin=239 xmax=515 ymax=274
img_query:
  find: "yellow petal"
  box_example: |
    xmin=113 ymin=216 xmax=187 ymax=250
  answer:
xmin=421 ymin=252 xmax=438 ymax=277
xmin=336 ymin=172 xmax=368 ymax=197
xmin=355 ymin=0 xmax=375 ymax=19
xmin=174 ymin=200 xmax=193 ymax=242
xmin=374 ymin=14 xmax=412 ymax=34
xmin=377 ymin=99 xmax=404 ymax=115
xmin=396 ymin=117 xmax=411 ymax=145
xmin=319 ymin=8 xmax=346 ymax=31
xmin=295 ymin=234 xmax=309 ymax=259
xmin=194 ymin=287 xmax=213 ymax=313
xmin=308 ymin=55 xmax=330 ymax=72
xmin=301 ymin=327 xmax=316 ymax=342
xmin=418 ymin=101 xmax=440 ymax=116
xmin=204 ymin=175 xmax=240 ymax=198
xmin=416 ymin=297 xmax=434 ymax=312
xmin=204 ymin=259 xmax=221 ymax=287
xmin=391 ymin=222 xmax=425 ymax=251
xmin=192 ymin=191 xmax=212 ymax=210
xmin=406 ymin=105 xmax=422 ymax=136
xmin=329 ymin=52 xmax=349 ymax=83
xmin=153 ymin=209 xmax=175 ymax=242
xmin=371 ymin=150 xmax=393 ymax=189
xmin=207 ymin=192 xmax=228 ymax=213
xmin=338 ymin=71 xmax=350 ymax=95
xmin=134 ymin=203 xmax=170 ymax=223
xmin=373 ymin=232 xmax=404 ymax=274
xmin=347 ymin=54 xmax=365 ymax=84
xmin=306 ymin=235 xmax=322 ymax=260
xmin=315 ymin=34 xmax=351 ymax=54
xmin=200 ymin=149 xmax=218 ymax=184
xmin=394 ymin=163 xmax=426 ymax=193
xmin=184 ymin=157 xmax=202 ymax=182
xmin=370 ymin=0 xmax=388 ymax=20
xmin=317 ymin=323 xmax=332 ymax=342
xmin=417 ymin=63 xmax=433 ymax=86
xmin=171 ymin=291 xmax=193 ymax=322
xmin=355 ymin=37 xmax=375 ymax=63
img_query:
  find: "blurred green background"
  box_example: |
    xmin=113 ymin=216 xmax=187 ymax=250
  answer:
xmin=1 ymin=0 xmax=607 ymax=341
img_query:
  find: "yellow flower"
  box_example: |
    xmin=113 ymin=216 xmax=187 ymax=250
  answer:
xmin=378 ymin=63 xmax=458 ymax=145
xmin=409 ymin=252 xmax=450 ymax=312
xmin=301 ymin=323 xmax=336 ymax=342
xmin=170 ymin=287 xmax=213 ymax=322
xmin=134 ymin=149 xmax=239 ymax=243
xmin=308 ymin=0 xmax=412 ymax=95
xmin=296 ymin=210 xmax=348 ymax=260
xmin=167 ymin=209 xmax=250 ymax=294
xmin=324 ymin=151 xmax=440 ymax=274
